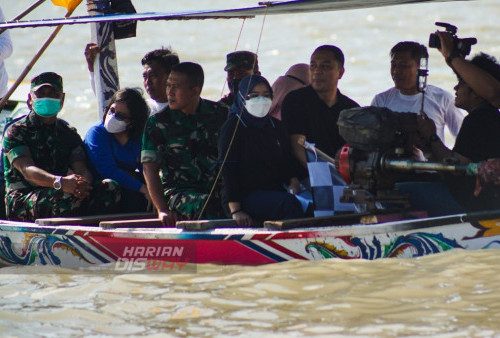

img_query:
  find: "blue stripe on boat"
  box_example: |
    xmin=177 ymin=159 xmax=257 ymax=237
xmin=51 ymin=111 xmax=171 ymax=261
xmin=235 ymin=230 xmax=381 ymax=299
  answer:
xmin=240 ymin=240 xmax=288 ymax=262
xmin=67 ymin=236 xmax=110 ymax=264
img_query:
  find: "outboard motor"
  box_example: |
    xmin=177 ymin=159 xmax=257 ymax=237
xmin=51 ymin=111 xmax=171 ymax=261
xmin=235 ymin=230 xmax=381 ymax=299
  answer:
xmin=336 ymin=106 xmax=419 ymax=211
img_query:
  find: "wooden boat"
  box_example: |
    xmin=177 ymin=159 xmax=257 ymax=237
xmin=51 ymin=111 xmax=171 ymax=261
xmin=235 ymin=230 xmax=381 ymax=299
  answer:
xmin=1 ymin=209 xmax=500 ymax=270
xmin=1 ymin=0 xmax=499 ymax=271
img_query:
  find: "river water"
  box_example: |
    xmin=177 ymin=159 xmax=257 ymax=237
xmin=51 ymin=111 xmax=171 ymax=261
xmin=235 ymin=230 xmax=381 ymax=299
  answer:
xmin=2 ymin=0 xmax=500 ymax=336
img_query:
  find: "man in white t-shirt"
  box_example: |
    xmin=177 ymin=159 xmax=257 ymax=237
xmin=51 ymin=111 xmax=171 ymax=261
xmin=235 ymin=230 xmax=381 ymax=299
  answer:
xmin=372 ymin=41 xmax=464 ymax=145
xmin=0 ymin=6 xmax=13 ymax=99
xmin=84 ymin=44 xmax=179 ymax=115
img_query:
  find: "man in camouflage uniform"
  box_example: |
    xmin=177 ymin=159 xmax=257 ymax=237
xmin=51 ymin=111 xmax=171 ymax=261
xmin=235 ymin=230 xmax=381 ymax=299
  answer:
xmin=2 ymin=72 xmax=120 ymax=222
xmin=219 ymin=51 xmax=260 ymax=108
xmin=142 ymin=62 xmax=227 ymax=226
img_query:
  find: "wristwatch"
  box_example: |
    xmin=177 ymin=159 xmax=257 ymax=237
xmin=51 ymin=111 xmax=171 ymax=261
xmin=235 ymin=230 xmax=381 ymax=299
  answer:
xmin=53 ymin=176 xmax=62 ymax=190
xmin=446 ymin=50 xmax=462 ymax=65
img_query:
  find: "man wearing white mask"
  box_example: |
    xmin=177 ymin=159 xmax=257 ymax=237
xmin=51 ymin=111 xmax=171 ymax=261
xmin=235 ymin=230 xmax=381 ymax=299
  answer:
xmin=2 ymin=72 xmax=120 ymax=221
xmin=218 ymin=75 xmax=304 ymax=227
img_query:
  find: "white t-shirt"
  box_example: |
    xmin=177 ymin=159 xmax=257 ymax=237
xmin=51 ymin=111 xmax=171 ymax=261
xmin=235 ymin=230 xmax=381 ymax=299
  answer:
xmin=0 ymin=7 xmax=13 ymax=98
xmin=371 ymin=85 xmax=465 ymax=144
xmin=146 ymin=99 xmax=168 ymax=115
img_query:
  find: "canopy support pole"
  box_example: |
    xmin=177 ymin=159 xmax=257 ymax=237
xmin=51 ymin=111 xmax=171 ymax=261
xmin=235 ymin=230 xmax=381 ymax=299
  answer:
xmin=0 ymin=6 xmax=76 ymax=110
xmin=87 ymin=0 xmax=119 ymax=119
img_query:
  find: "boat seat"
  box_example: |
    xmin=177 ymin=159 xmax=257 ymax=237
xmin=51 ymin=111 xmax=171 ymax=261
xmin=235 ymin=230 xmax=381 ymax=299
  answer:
xmin=102 ymin=218 xmax=252 ymax=230
xmin=176 ymin=219 xmax=247 ymax=231
xmin=264 ymin=210 xmax=427 ymax=230
xmin=99 ymin=218 xmax=162 ymax=229
xmin=35 ymin=212 xmax=156 ymax=226
xmin=264 ymin=213 xmax=370 ymax=230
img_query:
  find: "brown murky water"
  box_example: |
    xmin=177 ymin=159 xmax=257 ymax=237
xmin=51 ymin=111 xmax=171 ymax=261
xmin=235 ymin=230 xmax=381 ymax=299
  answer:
xmin=2 ymin=249 xmax=500 ymax=336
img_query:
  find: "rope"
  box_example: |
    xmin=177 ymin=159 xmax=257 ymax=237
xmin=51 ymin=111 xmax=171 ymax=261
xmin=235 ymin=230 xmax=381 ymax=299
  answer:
xmin=219 ymin=18 xmax=247 ymax=99
xmin=197 ymin=6 xmax=269 ymax=220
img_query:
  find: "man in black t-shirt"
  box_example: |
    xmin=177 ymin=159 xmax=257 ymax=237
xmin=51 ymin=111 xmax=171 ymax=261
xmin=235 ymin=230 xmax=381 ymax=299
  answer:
xmin=281 ymin=45 xmax=359 ymax=177
xmin=417 ymin=53 xmax=500 ymax=212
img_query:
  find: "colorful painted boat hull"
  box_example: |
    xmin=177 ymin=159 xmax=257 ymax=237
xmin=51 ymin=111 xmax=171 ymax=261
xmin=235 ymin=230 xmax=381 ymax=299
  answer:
xmin=1 ymin=212 xmax=500 ymax=270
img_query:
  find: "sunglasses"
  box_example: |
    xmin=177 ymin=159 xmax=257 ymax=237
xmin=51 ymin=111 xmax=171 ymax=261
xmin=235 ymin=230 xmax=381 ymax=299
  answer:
xmin=109 ymin=107 xmax=130 ymax=121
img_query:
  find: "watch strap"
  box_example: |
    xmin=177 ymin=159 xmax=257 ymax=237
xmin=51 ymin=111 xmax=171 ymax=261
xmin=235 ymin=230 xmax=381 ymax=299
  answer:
xmin=446 ymin=50 xmax=462 ymax=65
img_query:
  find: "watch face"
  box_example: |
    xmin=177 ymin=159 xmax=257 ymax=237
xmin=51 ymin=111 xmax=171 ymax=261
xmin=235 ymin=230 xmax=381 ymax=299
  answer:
xmin=54 ymin=177 xmax=62 ymax=190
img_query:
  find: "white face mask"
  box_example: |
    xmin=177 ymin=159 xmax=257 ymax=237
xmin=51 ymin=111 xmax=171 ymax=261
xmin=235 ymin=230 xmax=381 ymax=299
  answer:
xmin=245 ymin=96 xmax=272 ymax=118
xmin=104 ymin=113 xmax=128 ymax=133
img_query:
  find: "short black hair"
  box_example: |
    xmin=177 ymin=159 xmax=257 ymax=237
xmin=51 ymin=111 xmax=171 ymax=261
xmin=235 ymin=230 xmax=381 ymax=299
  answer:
xmin=390 ymin=41 xmax=429 ymax=63
xmin=313 ymin=45 xmax=345 ymax=67
xmin=141 ymin=48 xmax=180 ymax=75
xmin=103 ymin=88 xmax=150 ymax=140
xmin=469 ymin=53 xmax=500 ymax=83
xmin=170 ymin=62 xmax=204 ymax=89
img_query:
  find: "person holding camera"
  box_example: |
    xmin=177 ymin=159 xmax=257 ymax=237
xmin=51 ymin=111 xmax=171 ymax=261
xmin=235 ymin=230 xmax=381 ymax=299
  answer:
xmin=415 ymin=50 xmax=500 ymax=214
xmin=434 ymin=31 xmax=500 ymax=108
xmin=371 ymin=41 xmax=465 ymax=146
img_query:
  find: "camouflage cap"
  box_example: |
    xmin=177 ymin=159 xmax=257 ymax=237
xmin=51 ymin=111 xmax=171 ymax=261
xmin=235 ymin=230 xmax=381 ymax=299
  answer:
xmin=30 ymin=72 xmax=63 ymax=92
xmin=224 ymin=51 xmax=258 ymax=72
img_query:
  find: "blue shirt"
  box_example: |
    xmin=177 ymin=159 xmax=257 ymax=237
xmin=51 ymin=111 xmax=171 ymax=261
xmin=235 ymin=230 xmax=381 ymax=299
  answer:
xmin=84 ymin=121 xmax=143 ymax=192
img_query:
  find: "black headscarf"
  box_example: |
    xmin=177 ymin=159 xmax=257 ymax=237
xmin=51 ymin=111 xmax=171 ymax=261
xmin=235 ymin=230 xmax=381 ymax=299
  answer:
xmin=228 ymin=74 xmax=273 ymax=128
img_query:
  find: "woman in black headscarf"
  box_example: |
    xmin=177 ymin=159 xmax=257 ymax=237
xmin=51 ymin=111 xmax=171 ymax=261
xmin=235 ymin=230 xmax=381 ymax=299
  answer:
xmin=218 ymin=75 xmax=304 ymax=226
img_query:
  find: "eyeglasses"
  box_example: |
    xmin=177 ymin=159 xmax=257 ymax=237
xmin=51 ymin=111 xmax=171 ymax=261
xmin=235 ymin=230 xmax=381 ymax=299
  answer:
xmin=109 ymin=107 xmax=130 ymax=121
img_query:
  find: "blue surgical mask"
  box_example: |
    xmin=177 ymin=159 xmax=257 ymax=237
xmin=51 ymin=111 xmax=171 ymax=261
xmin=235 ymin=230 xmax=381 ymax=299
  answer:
xmin=33 ymin=98 xmax=61 ymax=118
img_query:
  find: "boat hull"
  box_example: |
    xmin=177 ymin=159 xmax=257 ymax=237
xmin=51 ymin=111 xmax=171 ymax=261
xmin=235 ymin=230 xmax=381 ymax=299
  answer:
xmin=1 ymin=212 xmax=500 ymax=270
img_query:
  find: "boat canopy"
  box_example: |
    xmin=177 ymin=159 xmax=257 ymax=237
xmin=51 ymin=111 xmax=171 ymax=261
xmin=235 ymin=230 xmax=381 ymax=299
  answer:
xmin=0 ymin=0 xmax=465 ymax=30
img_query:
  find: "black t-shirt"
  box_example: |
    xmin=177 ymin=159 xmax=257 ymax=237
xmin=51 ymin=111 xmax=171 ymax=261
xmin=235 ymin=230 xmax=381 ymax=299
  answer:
xmin=453 ymin=104 xmax=500 ymax=161
xmin=281 ymin=85 xmax=360 ymax=158
xmin=449 ymin=103 xmax=500 ymax=211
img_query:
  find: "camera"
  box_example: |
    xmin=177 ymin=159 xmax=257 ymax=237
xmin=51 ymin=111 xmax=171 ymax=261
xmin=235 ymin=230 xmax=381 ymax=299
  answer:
xmin=429 ymin=22 xmax=477 ymax=57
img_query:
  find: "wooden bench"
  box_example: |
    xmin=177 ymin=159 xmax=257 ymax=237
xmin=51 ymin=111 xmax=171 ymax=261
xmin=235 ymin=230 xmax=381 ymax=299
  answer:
xmin=176 ymin=219 xmax=242 ymax=231
xmin=264 ymin=213 xmax=371 ymax=230
xmin=99 ymin=218 xmax=162 ymax=229
xmin=35 ymin=210 xmax=430 ymax=231
xmin=102 ymin=219 xmax=260 ymax=230
xmin=35 ymin=212 xmax=156 ymax=226
xmin=264 ymin=210 xmax=427 ymax=230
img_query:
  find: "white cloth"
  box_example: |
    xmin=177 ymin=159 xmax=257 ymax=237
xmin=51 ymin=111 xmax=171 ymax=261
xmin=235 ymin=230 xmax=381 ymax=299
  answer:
xmin=371 ymin=85 xmax=465 ymax=143
xmin=146 ymin=98 xmax=168 ymax=115
xmin=0 ymin=7 xmax=13 ymax=98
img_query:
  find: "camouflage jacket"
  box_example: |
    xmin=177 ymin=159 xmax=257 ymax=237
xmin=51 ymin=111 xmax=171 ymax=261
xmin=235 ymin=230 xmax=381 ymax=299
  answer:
xmin=3 ymin=112 xmax=86 ymax=194
xmin=141 ymin=98 xmax=227 ymax=193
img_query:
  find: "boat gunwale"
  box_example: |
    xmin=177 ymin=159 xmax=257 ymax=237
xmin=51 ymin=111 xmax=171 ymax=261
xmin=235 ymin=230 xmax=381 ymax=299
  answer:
xmin=0 ymin=210 xmax=497 ymax=240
